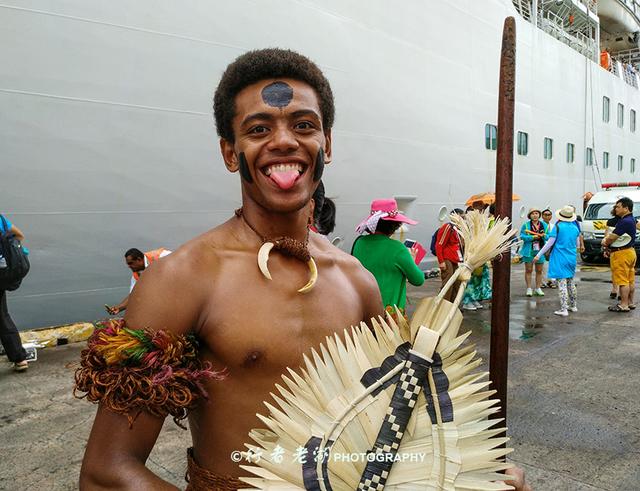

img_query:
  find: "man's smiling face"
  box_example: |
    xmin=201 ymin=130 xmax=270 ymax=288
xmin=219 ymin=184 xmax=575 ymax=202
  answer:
xmin=221 ymin=78 xmax=332 ymax=214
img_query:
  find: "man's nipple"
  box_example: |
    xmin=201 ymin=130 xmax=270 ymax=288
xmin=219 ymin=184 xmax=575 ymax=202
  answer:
xmin=243 ymin=350 xmax=264 ymax=367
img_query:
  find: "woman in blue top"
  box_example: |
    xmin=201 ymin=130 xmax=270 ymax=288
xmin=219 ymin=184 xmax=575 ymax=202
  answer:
xmin=535 ymin=206 xmax=581 ymax=316
xmin=0 ymin=214 xmax=29 ymax=371
xmin=519 ymin=208 xmax=550 ymax=297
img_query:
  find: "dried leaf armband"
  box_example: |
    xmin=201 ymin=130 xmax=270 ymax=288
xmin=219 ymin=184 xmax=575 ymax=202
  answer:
xmin=74 ymin=319 xmax=225 ymax=427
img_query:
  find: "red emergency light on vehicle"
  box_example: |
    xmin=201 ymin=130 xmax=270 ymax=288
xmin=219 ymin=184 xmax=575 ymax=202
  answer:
xmin=601 ymin=182 xmax=640 ymax=189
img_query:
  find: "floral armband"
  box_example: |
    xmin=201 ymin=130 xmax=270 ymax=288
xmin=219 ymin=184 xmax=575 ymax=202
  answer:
xmin=73 ymin=319 xmax=225 ymax=427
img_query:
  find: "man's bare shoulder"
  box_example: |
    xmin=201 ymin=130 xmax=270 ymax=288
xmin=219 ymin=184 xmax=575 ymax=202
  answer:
xmin=152 ymin=219 xmax=238 ymax=275
xmin=125 ymin=219 xmax=239 ymax=331
xmin=312 ymin=235 xmax=381 ymax=300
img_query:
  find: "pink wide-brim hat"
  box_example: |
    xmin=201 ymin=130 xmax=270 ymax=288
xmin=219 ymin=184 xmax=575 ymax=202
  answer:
xmin=356 ymin=198 xmax=418 ymax=234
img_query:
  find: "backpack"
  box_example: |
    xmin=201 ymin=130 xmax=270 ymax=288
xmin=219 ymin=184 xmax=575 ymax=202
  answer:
xmin=430 ymin=228 xmax=440 ymax=256
xmin=0 ymin=216 xmax=30 ymax=291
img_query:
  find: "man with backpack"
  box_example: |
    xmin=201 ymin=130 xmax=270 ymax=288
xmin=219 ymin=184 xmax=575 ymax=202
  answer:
xmin=434 ymin=208 xmax=465 ymax=303
xmin=0 ymin=214 xmax=29 ymax=372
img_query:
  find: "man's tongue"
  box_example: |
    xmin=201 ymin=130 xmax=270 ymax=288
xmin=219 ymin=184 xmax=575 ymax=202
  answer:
xmin=269 ymin=169 xmax=299 ymax=190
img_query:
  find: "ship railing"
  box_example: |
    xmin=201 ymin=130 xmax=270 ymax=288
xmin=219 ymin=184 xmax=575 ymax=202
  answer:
xmin=512 ymin=0 xmax=533 ymax=20
xmin=580 ymin=0 xmax=597 ymax=15
xmin=613 ymin=47 xmax=640 ymax=65
xmin=606 ymin=54 xmax=640 ymax=89
xmin=538 ymin=8 xmax=598 ymax=58
xmin=611 ymin=48 xmax=640 ymax=88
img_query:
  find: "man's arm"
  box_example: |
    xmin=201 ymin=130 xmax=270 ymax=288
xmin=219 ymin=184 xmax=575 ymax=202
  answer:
xmin=80 ymin=408 xmax=175 ymax=491
xmin=603 ymin=217 xmax=632 ymax=247
xmin=106 ymin=294 xmax=129 ymax=315
xmin=81 ymin=250 xmax=207 ymax=490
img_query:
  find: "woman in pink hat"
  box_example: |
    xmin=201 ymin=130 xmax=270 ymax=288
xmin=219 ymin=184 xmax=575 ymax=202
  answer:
xmin=352 ymin=199 xmax=424 ymax=316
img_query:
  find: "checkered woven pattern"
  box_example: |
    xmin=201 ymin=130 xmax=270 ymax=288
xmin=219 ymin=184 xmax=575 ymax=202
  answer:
xmin=357 ymin=353 xmax=431 ymax=490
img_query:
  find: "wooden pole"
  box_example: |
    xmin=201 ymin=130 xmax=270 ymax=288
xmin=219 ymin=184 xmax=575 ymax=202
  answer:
xmin=490 ymin=16 xmax=516 ymax=429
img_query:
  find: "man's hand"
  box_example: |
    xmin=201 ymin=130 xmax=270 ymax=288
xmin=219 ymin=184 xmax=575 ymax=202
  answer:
xmin=504 ymin=466 xmax=532 ymax=491
xmin=533 ymin=254 xmax=541 ymax=263
xmin=579 ymin=245 xmax=585 ymax=253
xmin=105 ymin=305 xmax=120 ymax=315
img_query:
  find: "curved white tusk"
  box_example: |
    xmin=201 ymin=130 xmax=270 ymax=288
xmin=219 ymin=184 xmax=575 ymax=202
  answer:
xmin=297 ymin=257 xmax=318 ymax=294
xmin=258 ymin=242 xmax=274 ymax=280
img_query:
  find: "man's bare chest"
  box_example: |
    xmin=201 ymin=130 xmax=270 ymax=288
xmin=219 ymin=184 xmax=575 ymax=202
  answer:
xmin=200 ymin=260 xmax=365 ymax=371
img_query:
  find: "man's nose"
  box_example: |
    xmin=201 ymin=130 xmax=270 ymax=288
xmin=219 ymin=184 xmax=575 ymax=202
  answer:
xmin=267 ymin=125 xmax=299 ymax=152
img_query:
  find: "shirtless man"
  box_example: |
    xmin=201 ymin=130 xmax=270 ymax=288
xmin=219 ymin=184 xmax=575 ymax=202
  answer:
xmin=79 ymin=49 xmax=384 ymax=489
xmin=79 ymin=49 xmax=530 ymax=491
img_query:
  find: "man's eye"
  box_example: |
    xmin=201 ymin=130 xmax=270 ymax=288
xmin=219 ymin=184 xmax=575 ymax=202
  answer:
xmin=249 ymin=125 xmax=269 ymax=134
xmin=295 ymin=121 xmax=314 ymax=130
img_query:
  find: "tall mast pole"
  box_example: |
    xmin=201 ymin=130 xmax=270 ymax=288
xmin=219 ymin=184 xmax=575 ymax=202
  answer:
xmin=490 ymin=16 xmax=516 ymax=430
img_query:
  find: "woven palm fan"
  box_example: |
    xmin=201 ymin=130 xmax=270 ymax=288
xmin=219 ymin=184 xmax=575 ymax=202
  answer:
xmin=240 ymin=210 xmax=517 ymax=490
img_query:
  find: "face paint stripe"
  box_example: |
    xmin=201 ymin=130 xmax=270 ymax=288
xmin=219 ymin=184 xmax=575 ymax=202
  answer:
xmin=313 ymin=148 xmax=324 ymax=182
xmin=239 ymin=152 xmax=253 ymax=183
xmin=261 ymin=81 xmax=293 ymax=108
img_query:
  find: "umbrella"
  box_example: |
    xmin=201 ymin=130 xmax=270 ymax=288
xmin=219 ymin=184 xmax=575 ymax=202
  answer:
xmin=465 ymin=192 xmax=521 ymax=207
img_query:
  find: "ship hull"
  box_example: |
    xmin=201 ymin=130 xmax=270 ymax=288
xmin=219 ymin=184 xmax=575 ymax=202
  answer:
xmin=1 ymin=0 xmax=636 ymax=328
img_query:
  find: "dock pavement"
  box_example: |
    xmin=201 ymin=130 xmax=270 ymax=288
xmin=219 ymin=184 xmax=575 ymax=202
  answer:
xmin=1 ymin=265 xmax=638 ymax=490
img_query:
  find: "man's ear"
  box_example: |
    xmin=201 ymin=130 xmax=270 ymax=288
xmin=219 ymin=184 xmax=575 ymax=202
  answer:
xmin=323 ymin=130 xmax=333 ymax=165
xmin=220 ymin=138 xmax=239 ymax=173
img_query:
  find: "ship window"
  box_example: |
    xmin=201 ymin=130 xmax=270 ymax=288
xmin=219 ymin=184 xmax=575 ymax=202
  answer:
xmin=485 ymin=124 xmax=497 ymax=150
xmin=618 ymin=103 xmax=624 ymax=128
xmin=618 ymin=155 xmax=623 ymax=171
xmin=603 ymin=96 xmax=610 ymax=122
xmin=517 ymin=131 xmax=528 ymax=155
xmin=566 ymin=143 xmax=575 ymax=163
xmin=632 ymin=158 xmax=636 ymax=173
xmin=631 ymin=109 xmax=636 ymax=132
xmin=544 ymin=137 xmax=553 ymax=160
xmin=603 ymin=151 xmax=609 ymax=169
xmin=586 ymin=147 xmax=594 ymax=166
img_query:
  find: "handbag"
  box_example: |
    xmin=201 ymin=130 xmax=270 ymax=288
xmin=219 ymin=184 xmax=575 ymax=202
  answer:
xmin=0 ymin=215 xmax=30 ymax=291
xmin=544 ymin=224 xmax=559 ymax=261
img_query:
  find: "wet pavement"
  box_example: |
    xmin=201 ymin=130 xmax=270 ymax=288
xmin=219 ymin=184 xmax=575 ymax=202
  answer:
xmin=1 ymin=265 xmax=639 ymax=490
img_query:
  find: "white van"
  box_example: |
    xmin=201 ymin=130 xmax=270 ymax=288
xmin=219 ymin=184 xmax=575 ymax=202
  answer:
xmin=582 ymin=182 xmax=640 ymax=262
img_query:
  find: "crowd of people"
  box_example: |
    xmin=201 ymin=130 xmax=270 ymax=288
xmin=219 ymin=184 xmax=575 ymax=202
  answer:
xmin=351 ymin=197 xmax=637 ymax=320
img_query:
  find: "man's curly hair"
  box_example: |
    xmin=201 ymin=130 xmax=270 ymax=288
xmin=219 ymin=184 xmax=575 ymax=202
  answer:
xmin=213 ymin=48 xmax=335 ymax=142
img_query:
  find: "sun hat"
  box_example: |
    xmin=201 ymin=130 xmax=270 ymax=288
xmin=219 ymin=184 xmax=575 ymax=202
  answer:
xmin=556 ymin=205 xmax=577 ymax=222
xmin=356 ymin=198 xmax=417 ymax=234
xmin=611 ymin=233 xmax=632 ymax=248
xmin=527 ymin=207 xmax=542 ymax=219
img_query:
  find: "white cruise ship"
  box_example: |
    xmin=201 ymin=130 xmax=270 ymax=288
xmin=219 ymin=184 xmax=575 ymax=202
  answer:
xmin=2 ymin=0 xmax=639 ymax=328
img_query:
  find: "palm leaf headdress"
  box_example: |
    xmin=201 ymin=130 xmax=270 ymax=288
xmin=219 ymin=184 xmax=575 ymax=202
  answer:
xmin=240 ymin=210 xmax=518 ymax=490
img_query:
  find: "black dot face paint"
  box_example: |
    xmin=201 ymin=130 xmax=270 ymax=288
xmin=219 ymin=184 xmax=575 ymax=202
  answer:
xmin=238 ymin=152 xmax=253 ymax=183
xmin=313 ymin=148 xmax=325 ymax=182
xmin=261 ymin=81 xmax=293 ymax=108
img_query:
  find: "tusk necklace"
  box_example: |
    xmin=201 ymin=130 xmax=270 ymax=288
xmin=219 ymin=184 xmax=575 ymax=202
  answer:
xmin=235 ymin=208 xmax=318 ymax=293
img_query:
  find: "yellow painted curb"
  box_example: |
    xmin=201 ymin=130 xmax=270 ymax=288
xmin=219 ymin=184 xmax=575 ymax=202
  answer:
xmin=19 ymin=322 xmax=95 ymax=348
